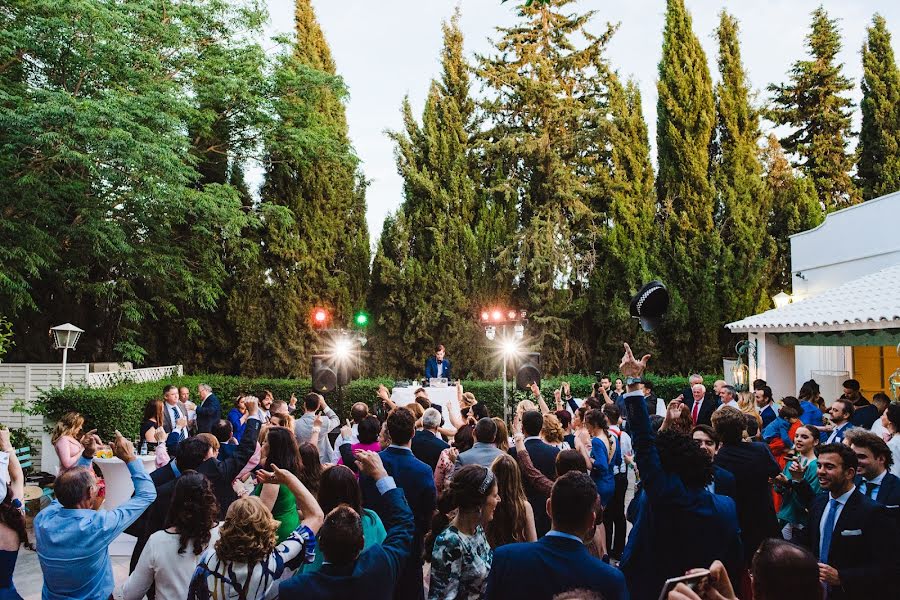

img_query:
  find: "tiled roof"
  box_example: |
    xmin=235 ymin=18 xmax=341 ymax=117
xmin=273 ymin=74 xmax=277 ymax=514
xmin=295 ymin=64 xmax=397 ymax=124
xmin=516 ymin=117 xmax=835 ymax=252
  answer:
xmin=727 ymin=264 xmax=900 ymax=333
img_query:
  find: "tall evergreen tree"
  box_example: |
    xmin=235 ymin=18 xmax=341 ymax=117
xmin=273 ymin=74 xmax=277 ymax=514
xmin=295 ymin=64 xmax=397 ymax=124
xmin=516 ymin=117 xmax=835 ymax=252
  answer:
xmin=654 ymin=0 xmax=719 ymax=371
xmin=589 ymin=75 xmax=657 ymax=368
xmin=477 ymin=0 xmax=617 ymax=373
xmin=235 ymin=0 xmax=367 ymax=376
xmin=768 ymin=6 xmax=858 ymax=211
xmin=370 ymin=12 xmax=485 ymax=378
xmin=711 ymin=11 xmax=774 ymax=336
xmin=857 ymin=14 xmax=900 ymax=200
xmin=762 ymin=135 xmax=823 ymax=294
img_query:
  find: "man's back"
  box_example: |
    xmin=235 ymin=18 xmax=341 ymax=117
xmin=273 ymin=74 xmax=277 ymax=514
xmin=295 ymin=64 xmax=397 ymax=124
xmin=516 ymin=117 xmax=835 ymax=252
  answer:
xmin=457 ymin=441 xmax=502 ymax=469
xmin=485 ymin=535 xmax=627 ymax=600
xmin=509 ymin=439 xmax=559 ymax=536
xmin=411 ymin=430 xmax=448 ymax=471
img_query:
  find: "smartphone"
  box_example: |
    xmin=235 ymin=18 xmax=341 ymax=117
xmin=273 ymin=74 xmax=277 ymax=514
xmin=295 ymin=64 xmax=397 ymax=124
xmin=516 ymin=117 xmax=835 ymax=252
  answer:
xmin=658 ymin=570 xmax=710 ymax=600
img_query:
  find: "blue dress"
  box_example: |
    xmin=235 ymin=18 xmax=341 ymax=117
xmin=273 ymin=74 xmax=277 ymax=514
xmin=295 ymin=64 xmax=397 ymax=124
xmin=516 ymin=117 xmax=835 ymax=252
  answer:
xmin=591 ymin=436 xmax=616 ymax=507
xmin=227 ymin=408 xmax=246 ymax=442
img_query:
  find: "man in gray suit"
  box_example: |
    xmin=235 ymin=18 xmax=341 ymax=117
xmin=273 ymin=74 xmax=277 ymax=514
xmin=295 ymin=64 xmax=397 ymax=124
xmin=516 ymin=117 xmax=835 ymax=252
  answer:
xmin=455 ymin=418 xmax=503 ymax=471
xmin=162 ymin=384 xmax=189 ymax=437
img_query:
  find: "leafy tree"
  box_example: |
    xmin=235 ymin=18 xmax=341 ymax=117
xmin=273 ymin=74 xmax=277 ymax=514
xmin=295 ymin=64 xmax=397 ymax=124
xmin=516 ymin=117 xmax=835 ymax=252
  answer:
xmin=857 ymin=14 xmax=900 ymax=200
xmin=768 ymin=6 xmax=858 ymax=211
xmin=711 ymin=11 xmax=775 ymax=339
xmin=654 ymin=0 xmax=720 ymax=371
xmin=762 ymin=135 xmax=823 ymax=294
xmin=477 ymin=0 xmax=617 ymax=373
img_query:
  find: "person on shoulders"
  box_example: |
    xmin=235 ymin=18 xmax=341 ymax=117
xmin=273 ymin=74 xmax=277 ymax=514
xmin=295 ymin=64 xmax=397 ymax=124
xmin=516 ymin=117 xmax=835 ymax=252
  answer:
xmin=425 ymin=344 xmax=451 ymax=381
xmin=36 ymin=432 xmax=156 ymax=600
xmin=485 ymin=471 xmax=627 ymax=600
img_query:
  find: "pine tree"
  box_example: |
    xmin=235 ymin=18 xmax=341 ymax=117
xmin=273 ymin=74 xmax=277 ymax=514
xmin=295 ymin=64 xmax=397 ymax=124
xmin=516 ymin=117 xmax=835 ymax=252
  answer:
xmin=712 ymin=11 xmax=775 ymax=335
xmin=762 ymin=135 xmax=823 ymax=294
xmin=654 ymin=0 xmax=719 ymax=371
xmin=477 ymin=0 xmax=617 ymax=373
xmin=370 ymin=12 xmax=485 ymax=377
xmin=857 ymin=14 xmax=900 ymax=200
xmin=768 ymin=6 xmax=858 ymax=211
xmin=589 ymin=75 xmax=657 ymax=368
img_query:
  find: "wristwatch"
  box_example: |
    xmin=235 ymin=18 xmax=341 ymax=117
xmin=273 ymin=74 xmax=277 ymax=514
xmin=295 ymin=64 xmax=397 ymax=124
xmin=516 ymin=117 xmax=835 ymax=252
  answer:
xmin=625 ymin=377 xmax=643 ymax=386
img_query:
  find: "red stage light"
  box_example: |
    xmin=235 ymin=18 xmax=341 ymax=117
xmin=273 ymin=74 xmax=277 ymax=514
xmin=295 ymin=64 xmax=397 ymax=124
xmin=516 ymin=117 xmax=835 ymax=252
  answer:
xmin=313 ymin=308 xmax=328 ymax=323
xmin=492 ymin=310 xmax=502 ymax=322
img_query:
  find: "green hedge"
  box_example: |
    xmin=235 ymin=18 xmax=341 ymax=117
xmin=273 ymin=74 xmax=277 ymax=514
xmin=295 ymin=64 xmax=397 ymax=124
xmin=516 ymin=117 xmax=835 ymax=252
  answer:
xmin=35 ymin=373 xmax=720 ymax=439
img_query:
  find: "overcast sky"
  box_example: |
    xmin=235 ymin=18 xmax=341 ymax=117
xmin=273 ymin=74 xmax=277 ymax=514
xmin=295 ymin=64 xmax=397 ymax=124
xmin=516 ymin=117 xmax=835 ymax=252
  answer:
xmin=262 ymin=0 xmax=900 ymax=244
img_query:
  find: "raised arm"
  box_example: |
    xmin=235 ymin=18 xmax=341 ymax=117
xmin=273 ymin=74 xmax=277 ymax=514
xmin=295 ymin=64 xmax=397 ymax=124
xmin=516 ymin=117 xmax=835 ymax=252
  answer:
xmin=100 ymin=433 xmax=157 ymax=538
xmin=529 ymin=382 xmax=551 ymax=415
xmin=513 ymin=434 xmax=553 ymax=497
xmin=219 ymin=400 xmax=261 ymax=482
xmin=357 ymin=451 xmax=414 ymax=580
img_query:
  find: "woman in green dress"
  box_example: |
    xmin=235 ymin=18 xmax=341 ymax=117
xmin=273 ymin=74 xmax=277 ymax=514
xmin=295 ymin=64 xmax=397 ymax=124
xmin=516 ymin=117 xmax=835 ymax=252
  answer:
xmin=301 ymin=464 xmax=386 ymax=573
xmin=253 ymin=426 xmax=303 ymax=543
xmin=774 ymin=424 xmax=821 ymax=542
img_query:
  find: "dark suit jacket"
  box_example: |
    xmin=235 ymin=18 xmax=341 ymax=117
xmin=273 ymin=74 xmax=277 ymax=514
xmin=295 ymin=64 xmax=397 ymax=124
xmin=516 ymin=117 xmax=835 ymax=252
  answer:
xmin=508 ymin=439 xmax=559 ymax=536
xmin=621 ymin=393 xmax=742 ymax=600
xmin=485 ymin=535 xmax=628 ymax=600
xmin=410 ymin=429 xmax=449 ymax=472
xmin=855 ymin=473 xmax=900 ymax=525
xmin=713 ymin=465 xmax=737 ymax=500
xmin=195 ymin=392 xmax=221 ymax=433
xmin=685 ymin=396 xmax=721 ymax=426
xmin=424 ymin=356 xmax=451 ymax=380
xmin=360 ymin=447 xmax=436 ymax=600
xmin=803 ymin=489 xmax=900 ymax=599
xmin=162 ymin=400 xmax=188 ymax=433
xmin=850 ymin=403 xmax=878 ymax=429
xmin=280 ymin=486 xmax=414 ymax=600
xmin=760 ymin=404 xmax=777 ymax=428
xmin=714 ymin=441 xmax=781 ymax=563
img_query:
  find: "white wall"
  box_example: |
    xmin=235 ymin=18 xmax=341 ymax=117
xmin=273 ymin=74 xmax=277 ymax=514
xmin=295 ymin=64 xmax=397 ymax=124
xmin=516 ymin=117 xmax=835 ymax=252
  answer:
xmin=790 ymin=192 xmax=900 ymax=299
xmin=0 ymin=363 xmax=89 ymax=471
xmin=750 ymin=333 xmax=796 ymax=400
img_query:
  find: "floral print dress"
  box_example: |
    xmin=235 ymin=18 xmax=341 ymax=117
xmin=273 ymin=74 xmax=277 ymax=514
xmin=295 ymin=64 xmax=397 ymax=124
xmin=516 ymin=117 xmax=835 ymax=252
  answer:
xmin=428 ymin=525 xmax=493 ymax=600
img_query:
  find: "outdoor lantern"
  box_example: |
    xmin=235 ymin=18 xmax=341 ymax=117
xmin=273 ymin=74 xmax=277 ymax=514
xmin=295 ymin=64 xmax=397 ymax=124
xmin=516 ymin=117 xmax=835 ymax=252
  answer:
xmin=732 ymin=339 xmax=753 ymax=393
xmin=50 ymin=323 xmax=84 ymax=389
xmin=772 ymin=291 xmax=791 ymax=309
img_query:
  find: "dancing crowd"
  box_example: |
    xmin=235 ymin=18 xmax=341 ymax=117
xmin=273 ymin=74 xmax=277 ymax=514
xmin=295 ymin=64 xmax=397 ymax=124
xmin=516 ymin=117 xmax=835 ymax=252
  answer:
xmin=1 ymin=343 xmax=899 ymax=600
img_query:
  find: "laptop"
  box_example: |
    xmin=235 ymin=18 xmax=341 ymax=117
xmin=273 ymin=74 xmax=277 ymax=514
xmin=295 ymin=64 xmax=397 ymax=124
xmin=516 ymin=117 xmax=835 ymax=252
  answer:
xmin=428 ymin=377 xmax=449 ymax=388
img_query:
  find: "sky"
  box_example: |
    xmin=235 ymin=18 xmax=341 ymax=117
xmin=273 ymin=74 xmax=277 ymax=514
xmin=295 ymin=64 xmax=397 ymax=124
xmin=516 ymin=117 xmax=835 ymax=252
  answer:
xmin=262 ymin=0 xmax=900 ymax=245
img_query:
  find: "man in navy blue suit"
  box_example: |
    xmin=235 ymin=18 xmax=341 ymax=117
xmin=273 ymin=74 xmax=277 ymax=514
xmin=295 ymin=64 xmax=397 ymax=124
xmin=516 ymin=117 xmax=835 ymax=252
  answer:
xmin=360 ymin=407 xmax=436 ymax=600
xmin=847 ymin=429 xmax=900 ymax=524
xmin=424 ymin=344 xmax=451 ymax=381
xmin=281 ymin=450 xmax=414 ymax=600
xmin=508 ymin=410 xmax=559 ymax=536
xmin=691 ymin=425 xmax=737 ymax=500
xmin=801 ymin=443 xmax=899 ymax=599
xmin=411 ymin=408 xmax=449 ymax=471
xmin=485 ymin=471 xmax=627 ymax=600
xmin=195 ymin=383 xmax=221 ymax=434
xmin=754 ymin=385 xmax=778 ymax=428
xmin=617 ymin=344 xmax=742 ymax=600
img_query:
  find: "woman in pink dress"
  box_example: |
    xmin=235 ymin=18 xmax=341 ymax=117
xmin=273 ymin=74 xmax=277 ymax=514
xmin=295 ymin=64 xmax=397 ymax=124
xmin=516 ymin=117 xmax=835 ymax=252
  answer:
xmin=51 ymin=412 xmax=86 ymax=471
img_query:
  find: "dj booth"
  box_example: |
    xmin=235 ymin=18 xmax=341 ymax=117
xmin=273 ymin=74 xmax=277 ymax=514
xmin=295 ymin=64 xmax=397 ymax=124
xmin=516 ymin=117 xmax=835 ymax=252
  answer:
xmin=390 ymin=383 xmax=457 ymax=425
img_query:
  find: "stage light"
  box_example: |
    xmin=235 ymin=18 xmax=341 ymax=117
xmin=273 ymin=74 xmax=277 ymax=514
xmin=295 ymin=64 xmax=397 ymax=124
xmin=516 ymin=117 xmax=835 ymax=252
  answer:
xmin=485 ymin=326 xmax=496 ymax=341
xmin=492 ymin=309 xmax=502 ymax=322
xmin=354 ymin=311 xmax=369 ymax=327
xmin=513 ymin=323 xmax=525 ymax=340
xmin=502 ymin=337 xmax=520 ymax=357
xmin=481 ymin=311 xmax=490 ymax=322
xmin=333 ymin=336 xmax=353 ymax=360
xmin=312 ymin=308 xmax=329 ymax=327
xmin=507 ymin=310 xmax=517 ymax=321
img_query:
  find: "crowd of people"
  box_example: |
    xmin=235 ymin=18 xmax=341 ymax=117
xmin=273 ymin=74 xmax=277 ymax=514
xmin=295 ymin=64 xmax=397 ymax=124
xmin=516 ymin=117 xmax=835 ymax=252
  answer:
xmin=1 ymin=344 xmax=899 ymax=599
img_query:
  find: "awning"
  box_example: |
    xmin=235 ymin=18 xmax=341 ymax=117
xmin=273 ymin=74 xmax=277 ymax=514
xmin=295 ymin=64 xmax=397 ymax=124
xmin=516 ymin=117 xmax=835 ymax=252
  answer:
xmin=726 ymin=264 xmax=900 ymax=334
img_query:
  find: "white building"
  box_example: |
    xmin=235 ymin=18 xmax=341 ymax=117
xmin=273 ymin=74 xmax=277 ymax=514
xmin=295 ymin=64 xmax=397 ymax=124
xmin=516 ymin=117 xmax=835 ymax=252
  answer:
xmin=726 ymin=191 xmax=900 ymax=403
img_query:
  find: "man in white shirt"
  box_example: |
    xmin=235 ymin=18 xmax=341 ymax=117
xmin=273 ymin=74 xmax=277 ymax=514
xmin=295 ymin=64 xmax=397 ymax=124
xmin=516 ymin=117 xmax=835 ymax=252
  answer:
xmin=716 ymin=385 xmax=739 ymax=412
xmin=162 ymin=385 xmax=189 ymax=439
xmin=824 ymin=399 xmax=854 ymax=445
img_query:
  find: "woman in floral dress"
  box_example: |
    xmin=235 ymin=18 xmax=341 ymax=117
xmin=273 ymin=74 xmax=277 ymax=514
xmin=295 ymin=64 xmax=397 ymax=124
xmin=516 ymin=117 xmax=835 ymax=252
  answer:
xmin=426 ymin=464 xmax=500 ymax=600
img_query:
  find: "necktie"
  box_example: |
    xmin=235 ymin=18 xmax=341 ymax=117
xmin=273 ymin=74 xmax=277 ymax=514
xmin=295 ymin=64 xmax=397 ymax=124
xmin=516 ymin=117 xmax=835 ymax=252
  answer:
xmin=866 ymin=481 xmax=879 ymax=500
xmin=173 ymin=405 xmax=181 ymax=419
xmin=691 ymin=400 xmax=701 ymax=424
xmin=820 ymin=498 xmax=840 ymax=562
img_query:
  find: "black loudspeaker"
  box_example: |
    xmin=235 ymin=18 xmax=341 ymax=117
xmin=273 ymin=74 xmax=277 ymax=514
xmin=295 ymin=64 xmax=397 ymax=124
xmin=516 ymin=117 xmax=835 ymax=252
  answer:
xmin=311 ymin=355 xmax=337 ymax=393
xmin=515 ymin=352 xmax=542 ymax=391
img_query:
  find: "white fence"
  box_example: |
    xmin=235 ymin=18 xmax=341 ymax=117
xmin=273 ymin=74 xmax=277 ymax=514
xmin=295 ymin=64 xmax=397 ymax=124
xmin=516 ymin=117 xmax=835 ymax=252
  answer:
xmin=86 ymin=365 xmax=183 ymax=388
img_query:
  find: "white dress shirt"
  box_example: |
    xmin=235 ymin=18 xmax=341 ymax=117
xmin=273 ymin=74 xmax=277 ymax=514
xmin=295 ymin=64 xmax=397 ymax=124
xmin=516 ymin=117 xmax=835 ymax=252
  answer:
xmin=819 ymin=485 xmax=856 ymax=545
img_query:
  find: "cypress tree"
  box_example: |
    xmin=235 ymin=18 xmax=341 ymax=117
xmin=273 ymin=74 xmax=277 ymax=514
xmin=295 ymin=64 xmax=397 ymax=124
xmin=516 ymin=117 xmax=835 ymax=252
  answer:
xmin=477 ymin=0 xmax=617 ymax=373
xmin=768 ymin=7 xmax=858 ymax=211
xmin=857 ymin=14 xmax=900 ymax=200
xmin=654 ymin=0 xmax=719 ymax=371
xmin=762 ymin=135 xmax=823 ymax=294
xmin=712 ymin=11 xmax=775 ymax=332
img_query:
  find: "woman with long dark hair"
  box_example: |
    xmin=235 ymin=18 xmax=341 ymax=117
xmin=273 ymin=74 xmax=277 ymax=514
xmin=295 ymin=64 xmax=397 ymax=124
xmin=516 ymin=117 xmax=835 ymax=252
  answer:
xmin=139 ymin=399 xmax=164 ymax=445
xmin=485 ymin=453 xmax=536 ymax=548
xmin=798 ymin=380 xmax=824 ymax=425
xmin=227 ymin=395 xmax=249 ymax=442
xmin=0 ymin=429 xmax=29 ymax=600
xmin=253 ymin=427 xmax=304 ymax=543
xmin=298 ymin=443 xmax=322 ymax=498
xmin=301 ymin=465 xmax=386 ymax=573
xmin=123 ymin=472 xmax=221 ymax=600
xmin=426 ymin=464 xmax=499 ymax=600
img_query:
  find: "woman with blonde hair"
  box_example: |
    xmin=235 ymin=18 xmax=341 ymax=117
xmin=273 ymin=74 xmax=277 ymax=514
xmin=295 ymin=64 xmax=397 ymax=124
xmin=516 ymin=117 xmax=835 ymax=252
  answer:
xmin=738 ymin=391 xmax=763 ymax=428
xmin=540 ymin=414 xmax=570 ymax=450
xmin=492 ymin=417 xmax=510 ymax=452
xmin=486 ymin=453 xmax=536 ymax=547
xmin=52 ymin=412 xmax=86 ymax=471
xmin=188 ymin=464 xmax=323 ymax=599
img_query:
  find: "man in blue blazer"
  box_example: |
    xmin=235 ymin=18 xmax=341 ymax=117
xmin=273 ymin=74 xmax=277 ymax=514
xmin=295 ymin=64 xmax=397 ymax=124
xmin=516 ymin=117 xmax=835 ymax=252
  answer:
xmin=800 ymin=443 xmax=899 ymax=600
xmin=410 ymin=408 xmax=449 ymax=471
xmin=360 ymin=407 xmax=436 ymax=600
xmin=195 ymin=383 xmax=221 ymax=434
xmin=281 ymin=450 xmax=414 ymax=600
xmin=618 ymin=347 xmax=742 ymax=600
xmin=485 ymin=471 xmax=628 ymax=600
xmin=508 ymin=410 xmax=559 ymax=536
xmin=424 ymin=344 xmax=451 ymax=381
xmin=691 ymin=425 xmax=737 ymax=500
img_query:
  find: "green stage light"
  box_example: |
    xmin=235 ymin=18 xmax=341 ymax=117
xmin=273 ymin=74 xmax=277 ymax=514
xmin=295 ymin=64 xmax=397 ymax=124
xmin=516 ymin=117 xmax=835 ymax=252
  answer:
xmin=354 ymin=311 xmax=369 ymax=327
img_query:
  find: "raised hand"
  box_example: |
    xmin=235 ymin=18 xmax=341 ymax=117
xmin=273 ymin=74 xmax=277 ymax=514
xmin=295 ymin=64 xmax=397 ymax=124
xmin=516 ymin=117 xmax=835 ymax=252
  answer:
xmin=529 ymin=381 xmax=540 ymax=397
xmin=788 ymin=459 xmax=806 ymax=482
xmin=619 ymin=342 xmax=651 ymax=379
xmin=176 ymin=416 xmax=187 ymax=429
xmin=111 ymin=431 xmax=136 ymax=463
xmin=340 ymin=419 xmax=353 ymax=440
xmin=256 ymin=463 xmax=293 ymax=486
xmin=243 ymin=396 xmax=259 ymax=417
xmin=80 ymin=429 xmax=101 ymax=456
xmin=356 ymin=449 xmax=388 ymax=480
xmin=155 ymin=427 xmax=168 ymax=444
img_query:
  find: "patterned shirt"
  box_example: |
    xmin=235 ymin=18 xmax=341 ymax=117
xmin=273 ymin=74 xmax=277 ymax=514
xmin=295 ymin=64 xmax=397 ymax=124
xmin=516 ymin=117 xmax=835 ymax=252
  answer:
xmin=428 ymin=525 xmax=492 ymax=600
xmin=188 ymin=524 xmax=315 ymax=600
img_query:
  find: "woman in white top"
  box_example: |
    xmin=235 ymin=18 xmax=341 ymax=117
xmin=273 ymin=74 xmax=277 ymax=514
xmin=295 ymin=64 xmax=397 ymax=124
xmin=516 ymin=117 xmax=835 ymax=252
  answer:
xmin=880 ymin=404 xmax=900 ymax=478
xmin=188 ymin=464 xmax=324 ymax=600
xmin=122 ymin=471 xmax=221 ymax=600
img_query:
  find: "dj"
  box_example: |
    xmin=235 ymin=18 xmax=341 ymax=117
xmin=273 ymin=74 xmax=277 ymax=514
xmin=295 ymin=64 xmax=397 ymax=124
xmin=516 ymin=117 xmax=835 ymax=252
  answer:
xmin=424 ymin=344 xmax=451 ymax=382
